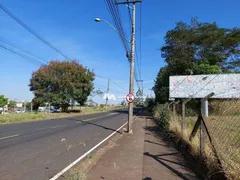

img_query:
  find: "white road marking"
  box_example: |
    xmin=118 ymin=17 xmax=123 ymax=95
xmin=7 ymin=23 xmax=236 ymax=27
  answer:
xmin=49 ymin=121 xmax=127 ymax=180
xmin=109 ymin=112 xmax=118 ymax=115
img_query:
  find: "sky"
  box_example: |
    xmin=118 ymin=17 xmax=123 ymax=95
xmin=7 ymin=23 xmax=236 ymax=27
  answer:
xmin=0 ymin=0 xmax=240 ymax=104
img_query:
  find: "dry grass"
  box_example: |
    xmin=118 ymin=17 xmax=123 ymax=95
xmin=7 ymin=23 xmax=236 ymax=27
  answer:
xmin=169 ymin=113 xmax=240 ymax=180
xmin=0 ymin=106 xmax=125 ymax=124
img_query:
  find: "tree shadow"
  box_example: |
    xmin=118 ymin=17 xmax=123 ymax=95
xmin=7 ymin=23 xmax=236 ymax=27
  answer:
xmin=142 ymin=177 xmax=152 ymax=180
xmin=144 ymin=152 xmax=197 ymax=180
xmin=144 ymin=140 xmax=170 ymax=147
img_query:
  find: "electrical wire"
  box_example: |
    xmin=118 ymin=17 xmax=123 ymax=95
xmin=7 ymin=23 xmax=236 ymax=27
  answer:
xmin=112 ymin=81 xmax=127 ymax=90
xmin=126 ymin=0 xmax=132 ymax=30
xmin=0 ymin=3 xmax=71 ymax=60
xmin=95 ymin=74 xmax=127 ymax=90
xmin=139 ymin=3 xmax=142 ymax=80
xmin=0 ymin=37 xmax=48 ymax=64
xmin=0 ymin=43 xmax=44 ymax=65
xmin=104 ymin=0 xmax=130 ymax=56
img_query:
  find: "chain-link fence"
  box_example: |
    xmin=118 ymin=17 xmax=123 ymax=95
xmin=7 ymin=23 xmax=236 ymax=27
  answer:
xmin=165 ymin=98 xmax=240 ymax=179
xmin=206 ymin=99 xmax=240 ymax=179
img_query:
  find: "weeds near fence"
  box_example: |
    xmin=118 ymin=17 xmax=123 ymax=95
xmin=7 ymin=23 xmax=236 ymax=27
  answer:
xmin=153 ymin=99 xmax=240 ymax=180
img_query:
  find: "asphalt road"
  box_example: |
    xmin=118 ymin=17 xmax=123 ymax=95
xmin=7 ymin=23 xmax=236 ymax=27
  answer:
xmin=0 ymin=108 xmax=132 ymax=180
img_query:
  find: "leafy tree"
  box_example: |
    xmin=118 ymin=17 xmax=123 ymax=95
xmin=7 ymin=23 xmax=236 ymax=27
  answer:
xmin=144 ymin=96 xmax=155 ymax=111
xmin=154 ymin=18 xmax=240 ymax=103
xmin=90 ymin=89 xmax=104 ymax=97
xmin=134 ymin=88 xmax=143 ymax=106
xmin=29 ymin=60 xmax=95 ymax=112
xmin=121 ymin=100 xmax=126 ymax=106
xmin=8 ymin=100 xmax=16 ymax=108
xmin=24 ymin=102 xmax=32 ymax=110
xmin=0 ymin=95 xmax=8 ymax=108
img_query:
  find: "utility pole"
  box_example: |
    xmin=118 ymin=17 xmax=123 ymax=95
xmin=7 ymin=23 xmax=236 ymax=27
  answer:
xmin=105 ymin=78 xmax=110 ymax=106
xmin=137 ymin=80 xmax=144 ymax=111
xmin=115 ymin=0 xmax=142 ymax=133
xmin=24 ymin=101 xmax=26 ymax=112
xmin=31 ymin=102 xmax=33 ymax=113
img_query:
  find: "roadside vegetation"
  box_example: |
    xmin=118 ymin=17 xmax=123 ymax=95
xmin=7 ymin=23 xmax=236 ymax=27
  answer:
xmin=149 ymin=18 xmax=240 ymax=179
xmin=153 ymin=18 xmax=240 ymax=103
xmin=0 ymin=106 xmax=125 ymax=124
xmin=150 ymin=101 xmax=240 ymax=180
xmin=29 ymin=60 xmax=95 ymax=112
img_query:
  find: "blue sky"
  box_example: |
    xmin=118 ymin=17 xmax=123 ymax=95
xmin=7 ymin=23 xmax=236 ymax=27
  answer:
xmin=0 ymin=0 xmax=240 ymax=104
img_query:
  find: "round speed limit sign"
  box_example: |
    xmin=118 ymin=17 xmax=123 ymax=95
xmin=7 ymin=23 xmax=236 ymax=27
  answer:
xmin=126 ymin=93 xmax=135 ymax=103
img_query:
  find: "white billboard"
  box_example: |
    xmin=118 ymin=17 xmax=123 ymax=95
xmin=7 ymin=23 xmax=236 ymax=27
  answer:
xmin=169 ymin=74 xmax=240 ymax=99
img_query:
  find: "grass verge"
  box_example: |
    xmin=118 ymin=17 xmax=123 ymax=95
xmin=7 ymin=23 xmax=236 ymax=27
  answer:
xmin=0 ymin=106 xmax=126 ymax=124
xmin=153 ymin=103 xmax=240 ymax=180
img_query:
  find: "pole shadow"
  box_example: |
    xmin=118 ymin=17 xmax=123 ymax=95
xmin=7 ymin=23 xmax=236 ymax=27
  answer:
xmin=144 ymin=152 xmax=197 ymax=180
xmin=77 ymin=120 xmax=122 ymax=134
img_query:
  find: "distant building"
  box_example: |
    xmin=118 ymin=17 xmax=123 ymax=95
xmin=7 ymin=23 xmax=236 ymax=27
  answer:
xmin=86 ymin=99 xmax=98 ymax=107
xmin=16 ymin=102 xmax=23 ymax=108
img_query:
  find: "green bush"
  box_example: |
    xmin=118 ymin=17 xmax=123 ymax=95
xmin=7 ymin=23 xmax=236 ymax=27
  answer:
xmin=153 ymin=103 xmax=170 ymax=131
xmin=145 ymin=98 xmax=155 ymax=112
xmin=99 ymin=104 xmax=105 ymax=108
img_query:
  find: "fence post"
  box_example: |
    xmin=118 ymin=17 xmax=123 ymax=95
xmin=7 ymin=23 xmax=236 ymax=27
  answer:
xmin=173 ymin=102 xmax=176 ymax=116
xmin=182 ymin=99 xmax=191 ymax=137
xmin=167 ymin=101 xmax=174 ymax=110
xmin=173 ymin=101 xmax=180 ymax=117
xmin=200 ymin=99 xmax=206 ymax=156
xmin=200 ymin=93 xmax=213 ymax=156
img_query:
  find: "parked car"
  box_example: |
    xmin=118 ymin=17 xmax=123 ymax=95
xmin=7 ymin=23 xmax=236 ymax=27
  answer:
xmin=38 ymin=107 xmax=45 ymax=112
xmin=15 ymin=110 xmax=22 ymax=114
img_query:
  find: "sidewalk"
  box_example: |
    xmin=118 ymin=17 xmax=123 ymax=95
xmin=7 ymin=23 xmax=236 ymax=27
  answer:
xmin=86 ymin=113 xmax=199 ymax=180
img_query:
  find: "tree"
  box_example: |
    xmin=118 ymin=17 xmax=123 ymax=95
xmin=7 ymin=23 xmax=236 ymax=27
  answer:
xmin=121 ymin=100 xmax=126 ymax=106
xmin=154 ymin=18 xmax=240 ymax=103
xmin=29 ymin=60 xmax=95 ymax=112
xmin=8 ymin=100 xmax=16 ymax=108
xmin=0 ymin=95 xmax=8 ymax=108
xmin=134 ymin=88 xmax=143 ymax=106
xmin=144 ymin=96 xmax=155 ymax=111
xmin=90 ymin=89 xmax=104 ymax=97
xmin=24 ymin=102 xmax=32 ymax=110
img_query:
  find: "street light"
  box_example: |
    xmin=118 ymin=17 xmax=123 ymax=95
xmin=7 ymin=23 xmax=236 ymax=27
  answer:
xmin=94 ymin=18 xmax=101 ymax=22
xmin=94 ymin=12 xmax=136 ymax=133
xmin=94 ymin=17 xmax=130 ymax=43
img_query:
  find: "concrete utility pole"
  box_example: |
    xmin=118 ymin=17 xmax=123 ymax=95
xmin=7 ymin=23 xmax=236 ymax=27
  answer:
xmin=105 ymin=78 xmax=110 ymax=106
xmin=115 ymin=0 xmax=142 ymax=133
xmin=136 ymin=80 xmax=144 ymax=111
xmin=31 ymin=102 xmax=33 ymax=113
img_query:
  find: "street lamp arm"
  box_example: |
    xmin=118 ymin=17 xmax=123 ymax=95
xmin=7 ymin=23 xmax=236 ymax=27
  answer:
xmin=101 ymin=19 xmax=131 ymax=43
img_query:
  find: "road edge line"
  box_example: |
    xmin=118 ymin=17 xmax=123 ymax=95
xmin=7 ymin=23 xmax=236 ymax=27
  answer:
xmin=49 ymin=121 xmax=128 ymax=180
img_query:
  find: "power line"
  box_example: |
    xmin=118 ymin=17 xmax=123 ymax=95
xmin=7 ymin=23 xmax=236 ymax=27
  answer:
xmin=0 ymin=43 xmax=44 ymax=65
xmin=126 ymin=0 xmax=132 ymax=30
xmin=0 ymin=3 xmax=71 ymax=60
xmin=95 ymin=74 xmax=127 ymax=90
xmin=104 ymin=0 xmax=130 ymax=56
xmin=95 ymin=74 xmax=109 ymax=80
xmin=139 ymin=3 xmax=142 ymax=80
xmin=112 ymin=80 xmax=127 ymax=90
xmin=135 ymin=43 xmax=141 ymax=80
xmin=0 ymin=37 xmax=48 ymax=64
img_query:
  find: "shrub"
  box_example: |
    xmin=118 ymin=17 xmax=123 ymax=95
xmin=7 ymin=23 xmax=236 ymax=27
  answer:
xmin=153 ymin=103 xmax=170 ymax=131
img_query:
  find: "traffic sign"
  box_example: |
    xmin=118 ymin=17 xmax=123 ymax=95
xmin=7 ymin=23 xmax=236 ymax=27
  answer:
xmin=126 ymin=93 xmax=135 ymax=103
